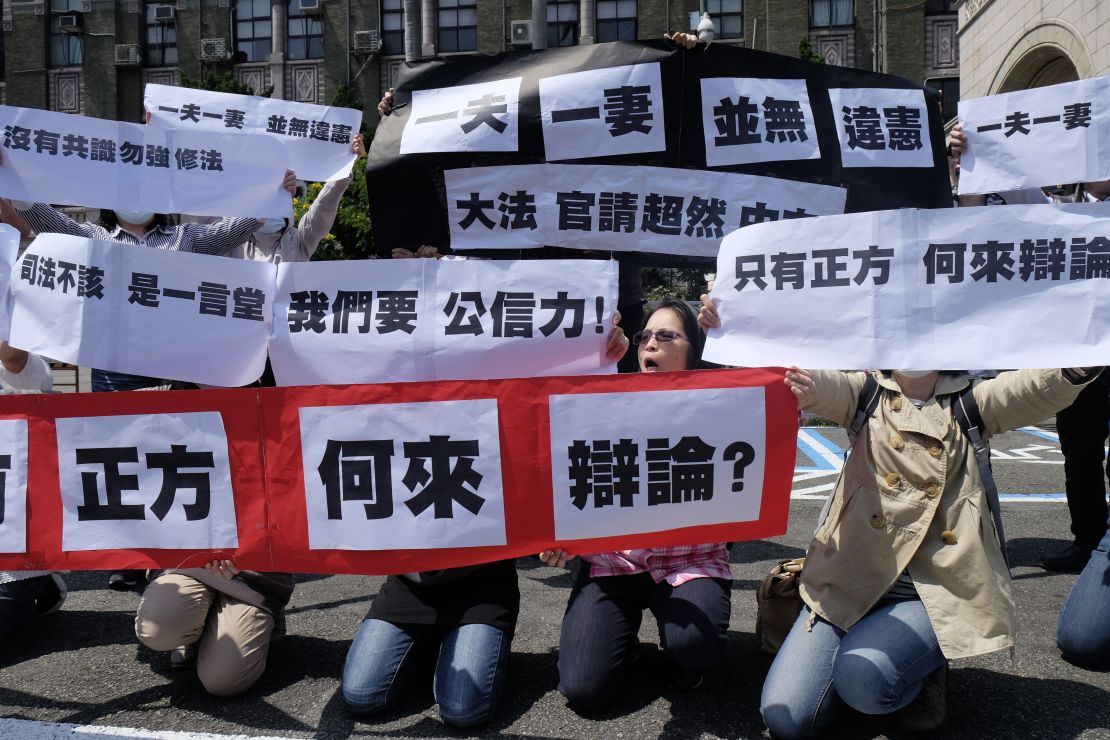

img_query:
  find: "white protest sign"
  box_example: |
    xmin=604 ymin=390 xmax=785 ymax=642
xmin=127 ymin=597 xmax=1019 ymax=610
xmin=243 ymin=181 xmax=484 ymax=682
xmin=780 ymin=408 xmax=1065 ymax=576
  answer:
xmin=269 ymin=258 xmax=617 ymax=386
xmin=400 ymin=77 xmax=523 ymax=155
xmin=0 ymin=105 xmax=291 ymax=218
xmin=298 ymin=399 xmax=506 ymax=550
xmin=0 ymin=419 xmax=28 ymax=554
xmin=703 ymin=202 xmax=1110 ymax=370
xmin=11 ymin=233 xmax=275 ymax=387
xmin=549 ymin=386 xmax=766 ymax=540
xmin=701 ymin=78 xmax=821 ymax=167
xmin=56 ymin=412 xmax=238 ymax=551
xmin=269 ymin=258 xmax=430 ymax=386
xmin=444 ymin=163 xmax=847 ymax=258
xmin=145 ymin=84 xmax=363 ymax=183
xmin=828 ymin=88 xmax=933 ymax=168
xmin=958 ymin=77 xmax=1110 ymax=195
xmin=540 ymin=63 xmax=665 ymax=161
xmin=431 ymin=258 xmax=617 ymax=380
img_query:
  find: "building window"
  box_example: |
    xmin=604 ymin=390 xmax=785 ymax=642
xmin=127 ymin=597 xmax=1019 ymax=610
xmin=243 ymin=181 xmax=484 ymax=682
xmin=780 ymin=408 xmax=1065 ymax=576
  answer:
xmin=706 ymin=0 xmax=742 ymax=39
xmin=288 ymin=1 xmax=324 ymax=59
xmin=925 ymin=0 xmax=956 ymax=13
xmin=234 ymin=0 xmax=272 ymax=63
xmin=381 ymin=0 xmax=404 ymax=55
xmin=144 ymin=2 xmax=178 ymax=67
xmin=49 ymin=0 xmax=83 ymax=67
xmin=811 ymin=0 xmax=853 ymax=28
xmin=927 ymin=76 xmax=959 ymax=123
xmin=547 ymin=0 xmax=578 ymax=47
xmin=438 ymin=0 xmax=477 ymax=53
xmin=596 ymin=0 xmax=635 ymax=42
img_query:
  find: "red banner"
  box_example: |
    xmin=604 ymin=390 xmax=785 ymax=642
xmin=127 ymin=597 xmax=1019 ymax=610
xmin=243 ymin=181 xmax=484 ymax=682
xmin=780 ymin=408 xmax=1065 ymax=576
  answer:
xmin=0 ymin=368 xmax=797 ymax=574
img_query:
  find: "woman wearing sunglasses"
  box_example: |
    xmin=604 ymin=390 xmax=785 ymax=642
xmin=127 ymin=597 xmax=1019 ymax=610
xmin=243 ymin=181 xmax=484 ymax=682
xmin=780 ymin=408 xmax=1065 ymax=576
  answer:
xmin=539 ymin=298 xmax=731 ymax=713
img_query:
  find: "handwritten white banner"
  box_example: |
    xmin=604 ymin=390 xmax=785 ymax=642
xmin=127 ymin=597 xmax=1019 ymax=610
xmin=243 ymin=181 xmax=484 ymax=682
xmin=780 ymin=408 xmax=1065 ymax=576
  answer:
xmin=959 ymin=77 xmax=1110 ymax=195
xmin=703 ymin=202 xmax=1110 ymax=369
xmin=145 ymin=84 xmax=363 ymax=182
xmin=0 ymin=105 xmax=291 ymax=218
xmin=269 ymin=258 xmax=618 ymax=386
xmin=10 ymin=233 xmax=275 ymax=387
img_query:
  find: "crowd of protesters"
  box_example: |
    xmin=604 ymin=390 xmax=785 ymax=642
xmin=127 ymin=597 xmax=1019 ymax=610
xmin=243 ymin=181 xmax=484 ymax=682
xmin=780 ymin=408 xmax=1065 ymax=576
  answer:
xmin=0 ymin=30 xmax=1106 ymax=739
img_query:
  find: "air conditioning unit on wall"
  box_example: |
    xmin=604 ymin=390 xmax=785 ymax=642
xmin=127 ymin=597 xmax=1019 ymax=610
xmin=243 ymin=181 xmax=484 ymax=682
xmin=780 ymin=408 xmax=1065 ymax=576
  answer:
xmin=114 ymin=44 xmax=141 ymax=65
xmin=154 ymin=4 xmax=175 ymax=22
xmin=353 ymin=30 xmax=380 ymax=53
xmin=58 ymin=13 xmax=81 ymax=32
xmin=200 ymin=37 xmax=227 ymax=61
xmin=299 ymin=0 xmax=322 ymax=14
xmin=510 ymin=20 xmax=532 ymax=46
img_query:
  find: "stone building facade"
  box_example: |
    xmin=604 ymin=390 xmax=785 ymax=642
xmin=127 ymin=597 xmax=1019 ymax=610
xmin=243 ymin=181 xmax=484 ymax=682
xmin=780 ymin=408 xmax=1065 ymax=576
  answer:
xmin=0 ymin=0 xmax=960 ymax=133
xmin=957 ymin=0 xmax=1110 ymax=99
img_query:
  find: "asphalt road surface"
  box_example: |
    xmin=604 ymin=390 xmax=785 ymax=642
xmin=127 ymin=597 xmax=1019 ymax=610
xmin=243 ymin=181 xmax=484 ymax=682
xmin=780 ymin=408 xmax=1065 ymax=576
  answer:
xmin=0 ymin=425 xmax=1107 ymax=739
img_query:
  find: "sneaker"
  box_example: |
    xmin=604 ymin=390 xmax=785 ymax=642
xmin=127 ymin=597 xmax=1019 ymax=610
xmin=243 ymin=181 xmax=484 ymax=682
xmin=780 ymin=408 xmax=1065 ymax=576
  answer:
xmin=895 ymin=663 xmax=949 ymax=734
xmin=170 ymin=644 xmax=197 ymax=669
xmin=1040 ymin=542 xmax=1093 ymax=573
xmin=34 ymin=573 xmax=67 ymax=616
xmin=107 ymin=570 xmax=145 ymax=591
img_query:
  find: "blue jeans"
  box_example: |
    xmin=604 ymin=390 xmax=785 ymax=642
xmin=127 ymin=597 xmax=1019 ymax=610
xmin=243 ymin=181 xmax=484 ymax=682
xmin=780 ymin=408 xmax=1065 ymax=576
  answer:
xmin=91 ymin=369 xmax=161 ymax=392
xmin=761 ymin=600 xmax=946 ymax=740
xmin=1057 ymin=523 xmax=1110 ymax=665
xmin=557 ymin=569 xmax=731 ymax=712
xmin=341 ymin=618 xmax=511 ymax=728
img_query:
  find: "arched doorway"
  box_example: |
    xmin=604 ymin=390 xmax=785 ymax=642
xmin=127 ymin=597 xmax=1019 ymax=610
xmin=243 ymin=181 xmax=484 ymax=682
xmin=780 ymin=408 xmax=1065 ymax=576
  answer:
xmin=989 ymin=20 xmax=1090 ymax=94
xmin=998 ymin=46 xmax=1079 ymax=92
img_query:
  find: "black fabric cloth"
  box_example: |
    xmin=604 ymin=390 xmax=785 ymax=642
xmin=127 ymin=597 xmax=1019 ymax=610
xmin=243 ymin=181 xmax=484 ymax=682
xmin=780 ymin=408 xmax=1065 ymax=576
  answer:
xmin=1056 ymin=375 xmax=1110 ymax=551
xmin=368 ymin=560 xmax=520 ymax=633
xmin=148 ymin=569 xmax=295 ymax=617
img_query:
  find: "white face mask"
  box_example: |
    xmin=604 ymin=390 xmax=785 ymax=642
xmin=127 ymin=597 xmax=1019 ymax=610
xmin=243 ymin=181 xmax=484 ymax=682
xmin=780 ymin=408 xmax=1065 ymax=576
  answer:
xmin=257 ymin=218 xmax=287 ymax=234
xmin=115 ymin=210 xmax=154 ymax=226
xmin=895 ymin=370 xmax=934 ymax=379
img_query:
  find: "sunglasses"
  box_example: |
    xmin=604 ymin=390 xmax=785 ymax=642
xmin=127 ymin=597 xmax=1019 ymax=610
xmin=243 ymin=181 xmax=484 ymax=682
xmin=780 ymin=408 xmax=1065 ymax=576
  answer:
xmin=632 ymin=329 xmax=685 ymax=345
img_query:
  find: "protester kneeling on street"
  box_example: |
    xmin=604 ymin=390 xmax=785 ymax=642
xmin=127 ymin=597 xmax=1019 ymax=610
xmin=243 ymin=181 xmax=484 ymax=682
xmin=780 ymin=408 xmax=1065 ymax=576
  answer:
xmin=699 ymin=294 xmax=1101 ymax=738
xmin=341 ymin=311 xmax=628 ymax=728
xmin=1056 ymin=516 xmax=1110 ymax=666
xmin=540 ymin=298 xmax=732 ymax=713
xmin=135 ymin=560 xmax=293 ymax=697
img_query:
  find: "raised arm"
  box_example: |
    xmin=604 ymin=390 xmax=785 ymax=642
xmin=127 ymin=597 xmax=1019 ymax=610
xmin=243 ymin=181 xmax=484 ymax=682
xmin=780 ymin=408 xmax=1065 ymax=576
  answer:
xmin=297 ymin=133 xmax=365 ymax=258
xmin=13 ymin=202 xmax=107 ymax=239
xmin=973 ymin=368 xmax=1102 ymax=437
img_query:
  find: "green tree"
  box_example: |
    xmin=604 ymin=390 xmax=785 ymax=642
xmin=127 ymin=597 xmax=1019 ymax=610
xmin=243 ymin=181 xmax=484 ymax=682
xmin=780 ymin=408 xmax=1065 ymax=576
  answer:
xmin=294 ymin=83 xmax=374 ymax=261
xmin=179 ymin=70 xmax=274 ymax=98
xmin=798 ymin=37 xmax=825 ymax=64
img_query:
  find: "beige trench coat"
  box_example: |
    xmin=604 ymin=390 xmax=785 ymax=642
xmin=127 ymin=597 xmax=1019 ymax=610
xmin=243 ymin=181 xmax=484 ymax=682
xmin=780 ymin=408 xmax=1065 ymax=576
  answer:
xmin=799 ymin=369 xmax=1092 ymax=659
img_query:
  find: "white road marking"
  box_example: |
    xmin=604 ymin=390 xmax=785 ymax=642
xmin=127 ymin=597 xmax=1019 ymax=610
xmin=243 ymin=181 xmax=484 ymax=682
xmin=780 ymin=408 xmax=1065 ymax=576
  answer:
xmin=0 ymin=718 xmax=297 ymax=740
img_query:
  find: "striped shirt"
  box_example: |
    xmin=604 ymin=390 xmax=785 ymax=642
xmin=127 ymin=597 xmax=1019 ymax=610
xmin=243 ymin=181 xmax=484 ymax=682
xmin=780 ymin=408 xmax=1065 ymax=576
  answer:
xmin=583 ymin=543 xmax=731 ymax=587
xmin=16 ymin=203 xmax=261 ymax=256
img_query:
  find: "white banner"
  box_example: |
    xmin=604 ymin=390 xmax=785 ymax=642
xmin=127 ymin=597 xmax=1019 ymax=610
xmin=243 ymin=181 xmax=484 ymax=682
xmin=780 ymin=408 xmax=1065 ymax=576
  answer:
xmin=401 ymin=77 xmax=523 ymax=155
xmin=0 ymin=105 xmax=291 ymax=218
xmin=11 ymin=233 xmax=275 ymax=387
xmin=703 ymin=202 xmax=1110 ymax=369
xmin=444 ymin=164 xmax=847 ymax=258
xmin=829 ymin=88 xmax=933 ymax=168
xmin=550 ymin=386 xmax=766 ymax=541
xmin=0 ymin=420 xmax=28 ymax=554
xmin=540 ymin=63 xmax=665 ymax=161
xmin=701 ymin=77 xmax=821 ymax=167
xmin=269 ymin=258 xmax=618 ymax=386
xmin=56 ymin=412 xmax=238 ymax=551
xmin=298 ymin=399 xmax=506 ymax=550
xmin=958 ymin=77 xmax=1110 ymax=195
xmin=144 ymin=84 xmax=362 ymax=183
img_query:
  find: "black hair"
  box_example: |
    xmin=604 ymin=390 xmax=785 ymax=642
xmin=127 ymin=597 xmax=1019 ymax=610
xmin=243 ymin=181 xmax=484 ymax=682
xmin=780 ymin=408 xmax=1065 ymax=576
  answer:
xmin=98 ymin=210 xmax=173 ymax=232
xmin=639 ymin=297 xmax=706 ymax=371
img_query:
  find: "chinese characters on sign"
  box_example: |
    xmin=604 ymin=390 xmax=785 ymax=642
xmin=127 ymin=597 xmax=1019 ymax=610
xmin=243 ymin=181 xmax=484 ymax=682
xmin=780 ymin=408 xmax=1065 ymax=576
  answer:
xmin=700 ymin=78 xmax=821 ymax=167
xmin=827 ymin=88 xmax=933 ymax=168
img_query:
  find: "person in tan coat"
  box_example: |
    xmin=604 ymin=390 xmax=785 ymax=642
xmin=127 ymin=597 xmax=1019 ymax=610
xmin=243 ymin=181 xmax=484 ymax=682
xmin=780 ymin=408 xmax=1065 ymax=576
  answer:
xmin=699 ymin=295 xmax=1100 ymax=737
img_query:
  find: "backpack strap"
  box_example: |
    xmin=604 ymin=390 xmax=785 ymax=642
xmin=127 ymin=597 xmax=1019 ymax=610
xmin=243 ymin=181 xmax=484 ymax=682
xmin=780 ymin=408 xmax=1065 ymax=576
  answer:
xmin=816 ymin=374 xmax=883 ymax=534
xmin=847 ymin=373 xmax=883 ymax=450
xmin=952 ymin=384 xmax=1009 ymax=570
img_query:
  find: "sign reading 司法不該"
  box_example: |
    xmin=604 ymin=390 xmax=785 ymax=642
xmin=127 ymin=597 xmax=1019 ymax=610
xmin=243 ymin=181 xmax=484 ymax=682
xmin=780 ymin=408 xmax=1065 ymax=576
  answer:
xmin=367 ymin=40 xmax=951 ymax=265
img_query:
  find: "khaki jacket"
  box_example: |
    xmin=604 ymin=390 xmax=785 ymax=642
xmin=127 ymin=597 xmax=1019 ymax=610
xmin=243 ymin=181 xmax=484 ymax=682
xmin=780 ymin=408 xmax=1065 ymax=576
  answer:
xmin=799 ymin=369 xmax=1091 ymax=660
